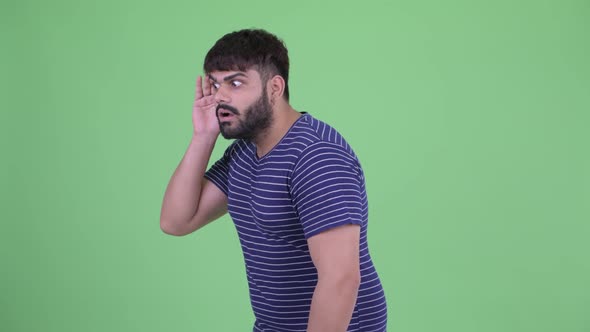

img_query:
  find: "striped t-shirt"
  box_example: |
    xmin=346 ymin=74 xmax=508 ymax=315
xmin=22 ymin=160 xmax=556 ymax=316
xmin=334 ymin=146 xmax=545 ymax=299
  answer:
xmin=204 ymin=112 xmax=387 ymax=331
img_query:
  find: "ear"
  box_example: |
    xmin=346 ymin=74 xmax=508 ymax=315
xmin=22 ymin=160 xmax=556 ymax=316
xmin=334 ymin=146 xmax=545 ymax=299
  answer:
xmin=267 ymin=75 xmax=286 ymax=104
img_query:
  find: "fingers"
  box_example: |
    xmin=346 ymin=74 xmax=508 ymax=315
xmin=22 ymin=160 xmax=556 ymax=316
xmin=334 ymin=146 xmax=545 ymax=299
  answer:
xmin=202 ymin=75 xmax=212 ymax=97
xmin=196 ymin=76 xmax=204 ymax=100
xmin=196 ymin=74 xmax=214 ymax=100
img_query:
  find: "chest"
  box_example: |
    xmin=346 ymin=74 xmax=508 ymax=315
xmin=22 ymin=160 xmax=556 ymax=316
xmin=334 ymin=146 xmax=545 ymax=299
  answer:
xmin=226 ymin=157 xmax=302 ymax=235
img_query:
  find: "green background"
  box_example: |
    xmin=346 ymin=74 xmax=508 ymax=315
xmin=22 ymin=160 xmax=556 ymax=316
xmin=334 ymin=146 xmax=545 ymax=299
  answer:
xmin=2 ymin=0 xmax=589 ymax=331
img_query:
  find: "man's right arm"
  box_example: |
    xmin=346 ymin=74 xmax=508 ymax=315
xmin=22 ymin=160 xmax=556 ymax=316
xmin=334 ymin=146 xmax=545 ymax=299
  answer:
xmin=160 ymin=75 xmax=227 ymax=236
xmin=159 ymin=135 xmax=227 ymax=236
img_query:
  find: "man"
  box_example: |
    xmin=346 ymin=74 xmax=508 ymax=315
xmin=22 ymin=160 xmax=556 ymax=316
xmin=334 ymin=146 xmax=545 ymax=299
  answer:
xmin=160 ymin=29 xmax=387 ymax=332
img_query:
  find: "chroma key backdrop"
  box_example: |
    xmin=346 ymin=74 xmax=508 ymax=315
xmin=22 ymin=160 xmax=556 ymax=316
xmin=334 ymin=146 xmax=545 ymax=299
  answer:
xmin=2 ymin=0 xmax=589 ymax=331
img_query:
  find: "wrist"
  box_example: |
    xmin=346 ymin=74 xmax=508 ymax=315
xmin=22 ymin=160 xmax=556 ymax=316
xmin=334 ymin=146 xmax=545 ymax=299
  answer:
xmin=190 ymin=132 xmax=218 ymax=147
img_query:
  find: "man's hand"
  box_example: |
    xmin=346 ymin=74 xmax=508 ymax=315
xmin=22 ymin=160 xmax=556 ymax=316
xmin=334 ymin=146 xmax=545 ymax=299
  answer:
xmin=193 ymin=75 xmax=220 ymax=137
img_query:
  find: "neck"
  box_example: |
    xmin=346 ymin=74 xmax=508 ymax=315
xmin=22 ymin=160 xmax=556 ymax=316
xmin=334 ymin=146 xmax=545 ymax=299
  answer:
xmin=252 ymin=103 xmax=302 ymax=158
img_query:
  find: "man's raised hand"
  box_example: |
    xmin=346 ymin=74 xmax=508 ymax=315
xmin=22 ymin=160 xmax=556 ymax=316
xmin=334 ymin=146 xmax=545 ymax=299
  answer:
xmin=192 ymin=75 xmax=220 ymax=137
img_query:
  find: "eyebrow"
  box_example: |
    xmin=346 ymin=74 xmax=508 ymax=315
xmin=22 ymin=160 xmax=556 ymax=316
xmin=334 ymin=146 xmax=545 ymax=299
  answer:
xmin=208 ymin=72 xmax=248 ymax=83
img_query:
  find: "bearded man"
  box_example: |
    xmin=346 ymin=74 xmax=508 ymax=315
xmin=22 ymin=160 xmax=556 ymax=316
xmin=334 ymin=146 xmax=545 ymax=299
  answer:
xmin=160 ymin=28 xmax=388 ymax=332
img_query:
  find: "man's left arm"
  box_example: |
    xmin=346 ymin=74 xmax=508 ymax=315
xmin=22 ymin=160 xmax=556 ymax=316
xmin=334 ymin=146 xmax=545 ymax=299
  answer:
xmin=306 ymin=223 xmax=361 ymax=332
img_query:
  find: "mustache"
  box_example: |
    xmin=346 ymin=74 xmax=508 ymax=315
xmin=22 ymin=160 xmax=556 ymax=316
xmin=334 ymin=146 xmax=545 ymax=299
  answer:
xmin=216 ymin=104 xmax=239 ymax=116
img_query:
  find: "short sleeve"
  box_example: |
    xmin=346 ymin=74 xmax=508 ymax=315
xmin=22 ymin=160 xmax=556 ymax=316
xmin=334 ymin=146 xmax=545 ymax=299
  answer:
xmin=204 ymin=142 xmax=235 ymax=196
xmin=290 ymin=142 xmax=365 ymax=239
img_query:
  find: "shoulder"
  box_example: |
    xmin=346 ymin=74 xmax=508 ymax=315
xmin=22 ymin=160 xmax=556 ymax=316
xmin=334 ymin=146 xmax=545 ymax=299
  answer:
xmin=293 ymin=113 xmax=360 ymax=167
xmin=288 ymin=114 xmax=364 ymax=187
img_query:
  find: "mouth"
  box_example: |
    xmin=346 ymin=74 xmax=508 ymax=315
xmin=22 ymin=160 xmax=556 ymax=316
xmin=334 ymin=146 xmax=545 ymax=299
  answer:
xmin=219 ymin=110 xmax=233 ymax=118
xmin=217 ymin=107 xmax=237 ymax=121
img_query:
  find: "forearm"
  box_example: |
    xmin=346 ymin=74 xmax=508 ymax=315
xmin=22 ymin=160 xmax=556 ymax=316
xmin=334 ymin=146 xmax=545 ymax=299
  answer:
xmin=160 ymin=134 xmax=217 ymax=231
xmin=307 ymin=275 xmax=360 ymax=332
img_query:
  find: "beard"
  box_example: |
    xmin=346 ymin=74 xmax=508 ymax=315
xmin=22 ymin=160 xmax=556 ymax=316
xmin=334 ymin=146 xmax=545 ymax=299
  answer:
xmin=217 ymin=91 xmax=273 ymax=141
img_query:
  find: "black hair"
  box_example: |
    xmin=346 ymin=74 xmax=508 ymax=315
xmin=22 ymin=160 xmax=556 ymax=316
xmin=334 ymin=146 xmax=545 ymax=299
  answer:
xmin=204 ymin=29 xmax=290 ymax=101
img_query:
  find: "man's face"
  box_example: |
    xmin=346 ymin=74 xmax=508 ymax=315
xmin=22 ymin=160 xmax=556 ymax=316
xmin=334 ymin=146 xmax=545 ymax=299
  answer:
xmin=208 ymin=69 xmax=273 ymax=140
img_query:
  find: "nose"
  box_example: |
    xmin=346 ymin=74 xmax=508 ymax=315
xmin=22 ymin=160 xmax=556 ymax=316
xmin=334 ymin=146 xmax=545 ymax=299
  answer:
xmin=213 ymin=85 xmax=230 ymax=104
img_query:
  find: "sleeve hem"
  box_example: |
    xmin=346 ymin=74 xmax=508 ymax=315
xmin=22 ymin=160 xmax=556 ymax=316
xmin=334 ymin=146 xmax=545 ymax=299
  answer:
xmin=204 ymin=173 xmax=229 ymax=196
xmin=304 ymin=219 xmax=362 ymax=240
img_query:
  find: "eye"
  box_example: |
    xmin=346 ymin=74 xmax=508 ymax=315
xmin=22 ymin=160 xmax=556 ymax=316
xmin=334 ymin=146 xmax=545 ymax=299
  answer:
xmin=212 ymin=82 xmax=220 ymax=90
xmin=231 ymin=80 xmax=243 ymax=87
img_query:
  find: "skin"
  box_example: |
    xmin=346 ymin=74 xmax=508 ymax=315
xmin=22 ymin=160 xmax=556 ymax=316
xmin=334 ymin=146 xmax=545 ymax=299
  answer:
xmin=160 ymin=69 xmax=361 ymax=331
